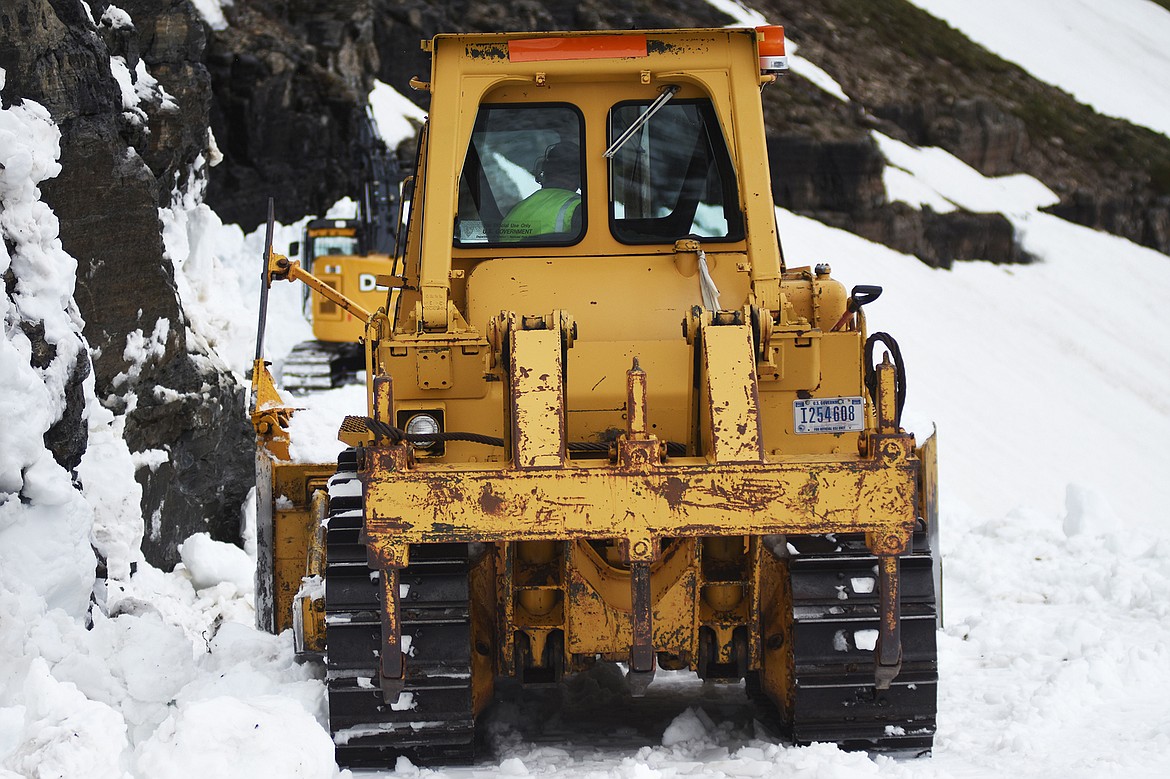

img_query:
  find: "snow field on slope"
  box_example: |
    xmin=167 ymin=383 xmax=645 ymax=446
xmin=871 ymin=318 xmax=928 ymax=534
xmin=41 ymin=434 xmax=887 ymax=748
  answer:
xmin=775 ymin=210 xmax=1170 ymax=778
xmin=909 ymin=0 xmax=1170 ymax=137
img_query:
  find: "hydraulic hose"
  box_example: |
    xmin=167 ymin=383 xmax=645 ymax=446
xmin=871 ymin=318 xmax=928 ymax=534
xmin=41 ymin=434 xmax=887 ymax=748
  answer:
xmin=863 ymin=332 xmax=907 ymax=427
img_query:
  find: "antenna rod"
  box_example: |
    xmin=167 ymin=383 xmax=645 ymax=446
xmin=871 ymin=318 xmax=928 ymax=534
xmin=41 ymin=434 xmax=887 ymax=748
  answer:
xmin=254 ymin=198 xmax=275 ymax=362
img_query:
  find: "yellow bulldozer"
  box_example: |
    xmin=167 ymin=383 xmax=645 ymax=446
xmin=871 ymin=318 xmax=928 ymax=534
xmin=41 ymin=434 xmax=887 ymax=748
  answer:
xmin=251 ymin=25 xmax=939 ymax=768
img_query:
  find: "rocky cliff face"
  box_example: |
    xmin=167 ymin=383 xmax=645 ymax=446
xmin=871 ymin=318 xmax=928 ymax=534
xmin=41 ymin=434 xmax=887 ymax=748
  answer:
xmin=202 ymin=0 xmax=381 ymax=227
xmin=1 ymin=0 xmax=252 ymax=568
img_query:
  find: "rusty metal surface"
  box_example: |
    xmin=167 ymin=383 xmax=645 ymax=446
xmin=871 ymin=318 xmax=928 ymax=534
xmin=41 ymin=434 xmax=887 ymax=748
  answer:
xmin=702 ymin=324 xmax=765 ymax=464
xmin=562 ymin=539 xmax=697 ymax=660
xmin=757 ymin=545 xmax=795 ymax=712
xmin=874 ymin=554 xmax=903 ymax=690
xmin=362 ymin=438 xmax=919 ymax=546
xmin=877 ymin=356 xmax=899 ymax=433
xmin=295 ymin=489 xmax=329 ymax=655
xmin=378 ymin=567 xmax=405 ymax=699
xmin=257 ymin=455 xmax=334 ymax=635
xmin=628 ymin=562 xmax=654 ymax=673
xmin=626 ymin=359 xmax=649 ymax=439
xmin=508 ymin=318 xmax=568 ymax=469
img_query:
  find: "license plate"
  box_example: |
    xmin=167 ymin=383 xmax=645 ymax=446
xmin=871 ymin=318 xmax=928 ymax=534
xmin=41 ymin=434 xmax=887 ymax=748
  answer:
xmin=793 ymin=396 xmax=865 ymax=434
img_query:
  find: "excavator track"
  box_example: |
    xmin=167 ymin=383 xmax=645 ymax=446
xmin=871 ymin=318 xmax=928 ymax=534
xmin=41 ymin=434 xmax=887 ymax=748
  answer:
xmin=785 ymin=531 xmax=938 ymax=752
xmin=324 ymin=450 xmax=478 ymax=768
xmin=282 ymin=341 xmax=364 ymax=393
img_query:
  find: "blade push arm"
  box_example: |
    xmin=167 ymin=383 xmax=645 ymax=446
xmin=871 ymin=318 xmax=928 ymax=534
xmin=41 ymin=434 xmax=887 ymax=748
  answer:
xmin=265 ymin=251 xmax=374 ymax=322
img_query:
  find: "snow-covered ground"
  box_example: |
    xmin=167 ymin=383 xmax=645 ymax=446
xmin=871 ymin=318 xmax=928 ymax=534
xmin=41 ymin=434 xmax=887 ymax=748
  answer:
xmin=3 ymin=1 xmax=1170 ymax=777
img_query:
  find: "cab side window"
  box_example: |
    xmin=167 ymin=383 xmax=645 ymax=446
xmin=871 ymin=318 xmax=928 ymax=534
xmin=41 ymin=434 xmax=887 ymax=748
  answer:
xmin=454 ymin=104 xmax=586 ymax=246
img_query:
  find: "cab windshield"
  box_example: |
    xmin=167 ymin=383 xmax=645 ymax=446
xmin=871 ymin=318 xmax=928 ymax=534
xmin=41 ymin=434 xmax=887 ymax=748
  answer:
xmin=309 ymin=234 xmax=360 ymax=258
xmin=608 ymin=99 xmax=743 ymax=244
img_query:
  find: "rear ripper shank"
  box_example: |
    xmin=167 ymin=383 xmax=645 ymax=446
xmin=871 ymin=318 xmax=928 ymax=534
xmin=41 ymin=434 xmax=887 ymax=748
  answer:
xmin=252 ymin=25 xmax=939 ymax=768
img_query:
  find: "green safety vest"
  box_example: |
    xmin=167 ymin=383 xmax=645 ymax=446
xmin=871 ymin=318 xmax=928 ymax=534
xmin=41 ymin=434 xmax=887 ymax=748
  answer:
xmin=498 ymin=189 xmax=581 ymax=242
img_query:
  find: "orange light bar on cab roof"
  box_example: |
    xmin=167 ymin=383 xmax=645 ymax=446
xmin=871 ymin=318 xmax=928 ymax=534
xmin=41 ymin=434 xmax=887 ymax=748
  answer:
xmin=756 ymin=25 xmax=789 ymax=74
xmin=509 ymin=34 xmax=649 ymax=62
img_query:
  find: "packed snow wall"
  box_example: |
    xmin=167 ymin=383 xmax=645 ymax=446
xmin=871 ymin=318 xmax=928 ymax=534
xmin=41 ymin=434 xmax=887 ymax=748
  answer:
xmin=0 ymin=0 xmax=253 ymax=569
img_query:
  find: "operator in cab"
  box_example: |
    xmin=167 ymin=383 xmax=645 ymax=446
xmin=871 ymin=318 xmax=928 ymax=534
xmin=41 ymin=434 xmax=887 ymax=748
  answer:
xmin=498 ymin=141 xmax=582 ymax=242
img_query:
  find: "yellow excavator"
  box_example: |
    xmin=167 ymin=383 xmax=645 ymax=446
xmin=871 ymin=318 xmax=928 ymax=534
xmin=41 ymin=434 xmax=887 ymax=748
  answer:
xmin=252 ymin=25 xmax=939 ymax=769
xmin=281 ymin=111 xmax=405 ymax=392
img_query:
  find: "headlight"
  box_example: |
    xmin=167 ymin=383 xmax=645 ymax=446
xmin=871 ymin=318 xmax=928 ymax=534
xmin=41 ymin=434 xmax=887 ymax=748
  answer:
xmin=404 ymin=413 xmax=441 ymax=448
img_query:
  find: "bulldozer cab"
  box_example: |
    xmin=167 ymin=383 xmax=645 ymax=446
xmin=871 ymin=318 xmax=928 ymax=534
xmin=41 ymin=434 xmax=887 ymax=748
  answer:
xmin=398 ymin=30 xmax=783 ymax=333
xmin=253 ymin=26 xmax=939 ymax=769
xmin=384 ymin=30 xmax=803 ymax=461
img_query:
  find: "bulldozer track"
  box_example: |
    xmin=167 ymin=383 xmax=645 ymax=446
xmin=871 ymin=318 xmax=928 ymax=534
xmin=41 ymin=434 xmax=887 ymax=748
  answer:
xmin=324 ymin=450 xmax=478 ymax=768
xmin=786 ymin=532 xmax=938 ymax=752
xmin=282 ymin=341 xmax=363 ymax=393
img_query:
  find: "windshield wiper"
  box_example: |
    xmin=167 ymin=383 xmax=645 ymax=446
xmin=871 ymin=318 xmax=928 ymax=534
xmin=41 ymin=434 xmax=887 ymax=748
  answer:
xmin=604 ymin=85 xmax=680 ymax=159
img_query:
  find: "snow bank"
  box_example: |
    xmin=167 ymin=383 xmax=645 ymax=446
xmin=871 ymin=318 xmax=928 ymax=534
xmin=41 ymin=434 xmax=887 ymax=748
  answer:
xmin=136 ymin=695 xmax=334 ymax=779
xmin=80 ymin=400 xmax=144 ymax=582
xmin=0 ymin=82 xmax=97 ymax=617
xmin=287 ymin=383 xmax=364 ymax=464
xmin=2 ymin=548 xmax=331 ymax=776
xmin=159 ymin=171 xmax=313 ymax=378
xmin=0 ymin=69 xmax=333 ymax=778
xmin=189 ymin=0 xmax=229 ymax=32
xmin=179 ymin=532 xmax=254 ymax=593
xmin=2 ymin=659 xmax=130 ymax=779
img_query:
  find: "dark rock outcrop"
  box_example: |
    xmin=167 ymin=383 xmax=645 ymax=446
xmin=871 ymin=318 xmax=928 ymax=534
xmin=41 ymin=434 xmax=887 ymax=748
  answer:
xmin=767 ymin=130 xmax=1030 ymax=267
xmin=114 ymin=0 xmax=215 ymax=199
xmin=1 ymin=0 xmax=253 ymax=569
xmin=202 ymin=0 xmax=380 ymax=227
xmin=873 ymin=97 xmax=1031 ymax=178
xmin=816 ymin=206 xmax=1030 ymax=269
xmin=768 ymin=133 xmax=887 ymax=213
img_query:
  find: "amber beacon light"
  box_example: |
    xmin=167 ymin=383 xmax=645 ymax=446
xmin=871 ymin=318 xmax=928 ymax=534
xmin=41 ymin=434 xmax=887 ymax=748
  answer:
xmin=757 ymin=25 xmax=789 ymax=74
